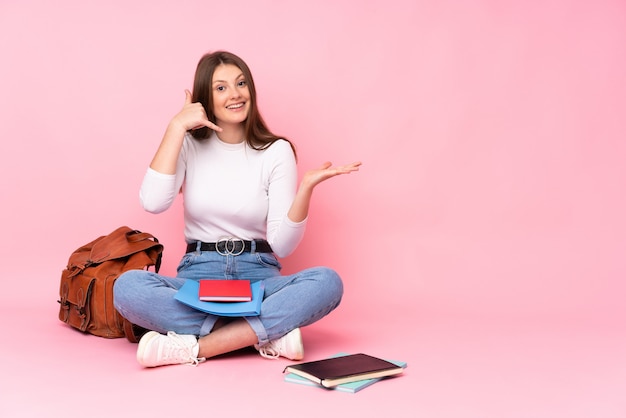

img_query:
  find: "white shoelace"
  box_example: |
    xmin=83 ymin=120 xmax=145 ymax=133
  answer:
xmin=257 ymin=342 xmax=281 ymax=359
xmin=165 ymin=331 xmax=205 ymax=366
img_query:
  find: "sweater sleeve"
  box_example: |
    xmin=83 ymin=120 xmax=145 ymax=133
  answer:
xmin=139 ymin=168 xmax=180 ymax=213
xmin=139 ymin=136 xmax=188 ymax=213
xmin=265 ymin=141 xmax=307 ymax=258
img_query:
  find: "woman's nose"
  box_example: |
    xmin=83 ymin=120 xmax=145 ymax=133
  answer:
xmin=230 ymin=86 xmax=242 ymax=99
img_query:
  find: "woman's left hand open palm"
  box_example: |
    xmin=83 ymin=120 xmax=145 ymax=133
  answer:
xmin=302 ymin=161 xmax=362 ymax=189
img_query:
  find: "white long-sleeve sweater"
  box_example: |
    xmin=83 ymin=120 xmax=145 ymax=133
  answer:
xmin=139 ymin=133 xmax=306 ymax=258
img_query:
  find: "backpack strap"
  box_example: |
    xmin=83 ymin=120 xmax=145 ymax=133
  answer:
xmin=89 ymin=226 xmax=163 ymax=265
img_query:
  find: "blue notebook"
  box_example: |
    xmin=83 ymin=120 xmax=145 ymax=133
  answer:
xmin=283 ymin=353 xmax=407 ymax=393
xmin=174 ymin=279 xmax=264 ymax=316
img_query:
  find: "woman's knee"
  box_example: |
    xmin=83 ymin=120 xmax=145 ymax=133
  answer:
xmin=311 ymin=266 xmax=344 ymax=298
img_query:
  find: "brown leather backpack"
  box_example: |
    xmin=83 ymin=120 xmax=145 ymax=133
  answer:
xmin=58 ymin=226 xmax=163 ymax=342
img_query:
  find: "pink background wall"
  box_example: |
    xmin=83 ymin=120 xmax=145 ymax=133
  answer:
xmin=2 ymin=0 xmax=623 ymax=323
xmin=1 ymin=0 xmax=625 ymax=416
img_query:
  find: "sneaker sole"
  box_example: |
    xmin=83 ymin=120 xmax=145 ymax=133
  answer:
xmin=136 ymin=331 xmax=161 ymax=366
xmin=286 ymin=328 xmax=304 ymax=360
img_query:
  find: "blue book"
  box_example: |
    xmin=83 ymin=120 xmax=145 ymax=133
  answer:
xmin=283 ymin=353 xmax=407 ymax=393
xmin=174 ymin=279 xmax=264 ymax=316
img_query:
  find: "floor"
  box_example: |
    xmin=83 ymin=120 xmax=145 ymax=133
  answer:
xmin=1 ymin=298 xmax=624 ymax=418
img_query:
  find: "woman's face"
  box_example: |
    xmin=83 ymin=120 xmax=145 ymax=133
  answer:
xmin=211 ymin=63 xmax=251 ymax=127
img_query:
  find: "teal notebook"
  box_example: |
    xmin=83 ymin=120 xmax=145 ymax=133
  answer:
xmin=283 ymin=353 xmax=407 ymax=393
xmin=174 ymin=279 xmax=264 ymax=316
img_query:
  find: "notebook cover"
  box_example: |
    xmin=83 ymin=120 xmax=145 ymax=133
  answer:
xmin=174 ymin=279 xmax=264 ymax=316
xmin=284 ymin=353 xmax=407 ymax=393
xmin=284 ymin=353 xmax=404 ymax=387
xmin=198 ymin=279 xmax=252 ymax=302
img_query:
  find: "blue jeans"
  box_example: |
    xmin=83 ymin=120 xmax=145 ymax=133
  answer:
xmin=113 ymin=247 xmax=343 ymax=345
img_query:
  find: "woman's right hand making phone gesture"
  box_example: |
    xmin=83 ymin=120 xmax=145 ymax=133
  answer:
xmin=150 ymin=90 xmax=223 ymax=174
xmin=170 ymin=90 xmax=223 ymax=133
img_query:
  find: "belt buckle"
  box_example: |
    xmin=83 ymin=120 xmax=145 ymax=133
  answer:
xmin=216 ymin=237 xmax=245 ymax=256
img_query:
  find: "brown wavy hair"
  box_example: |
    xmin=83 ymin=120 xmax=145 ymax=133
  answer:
xmin=190 ymin=50 xmax=296 ymax=158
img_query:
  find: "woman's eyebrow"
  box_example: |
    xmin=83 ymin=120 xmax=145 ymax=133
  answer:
xmin=212 ymin=73 xmax=245 ymax=84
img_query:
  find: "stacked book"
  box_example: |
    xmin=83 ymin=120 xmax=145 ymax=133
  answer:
xmin=283 ymin=353 xmax=407 ymax=393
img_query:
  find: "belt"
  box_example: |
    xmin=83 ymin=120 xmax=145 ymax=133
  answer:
xmin=186 ymin=239 xmax=273 ymax=255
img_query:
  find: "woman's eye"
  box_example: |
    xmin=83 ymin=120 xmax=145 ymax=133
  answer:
xmin=238 ymin=80 xmax=247 ymax=87
xmin=216 ymin=85 xmax=226 ymax=92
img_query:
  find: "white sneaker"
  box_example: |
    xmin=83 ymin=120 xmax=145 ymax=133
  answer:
xmin=136 ymin=331 xmax=205 ymax=367
xmin=255 ymin=328 xmax=304 ymax=360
